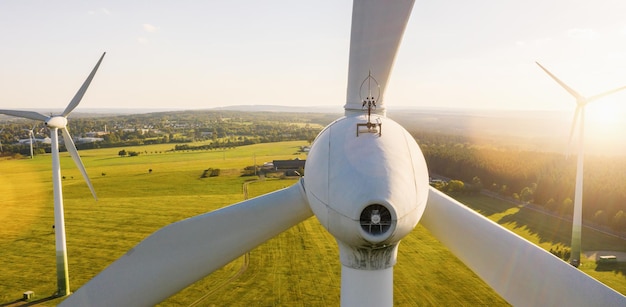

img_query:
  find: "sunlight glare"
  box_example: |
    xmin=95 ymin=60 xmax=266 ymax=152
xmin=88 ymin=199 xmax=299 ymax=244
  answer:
xmin=585 ymin=97 xmax=626 ymax=152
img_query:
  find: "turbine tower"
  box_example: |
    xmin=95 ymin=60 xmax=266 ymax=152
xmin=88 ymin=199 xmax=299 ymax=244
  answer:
xmin=0 ymin=52 xmax=104 ymax=296
xmin=0 ymin=127 xmax=4 ymax=153
xmin=61 ymin=3 xmax=625 ymax=306
xmin=536 ymin=62 xmax=626 ymax=267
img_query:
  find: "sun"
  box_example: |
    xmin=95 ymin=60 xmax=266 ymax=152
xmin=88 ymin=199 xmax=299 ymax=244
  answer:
xmin=584 ymin=97 xmax=626 ymax=151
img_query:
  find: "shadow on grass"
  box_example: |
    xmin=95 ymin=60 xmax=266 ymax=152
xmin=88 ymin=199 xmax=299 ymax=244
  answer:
xmin=454 ymin=193 xmax=571 ymax=246
xmin=595 ymin=262 xmax=626 ymax=277
xmin=0 ymin=294 xmax=60 ymax=307
xmin=496 ymin=208 xmax=571 ymax=246
xmin=12 ymin=231 xmax=54 ymax=243
xmin=454 ymin=193 xmax=626 ymax=251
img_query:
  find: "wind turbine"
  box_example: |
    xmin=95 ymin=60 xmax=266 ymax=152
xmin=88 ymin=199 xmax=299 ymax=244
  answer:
xmin=0 ymin=127 xmax=4 ymax=153
xmin=0 ymin=52 xmax=104 ymax=297
xmin=536 ymin=62 xmax=626 ymax=267
xmin=24 ymin=124 xmax=36 ymax=158
xmin=61 ymin=2 xmax=625 ymax=306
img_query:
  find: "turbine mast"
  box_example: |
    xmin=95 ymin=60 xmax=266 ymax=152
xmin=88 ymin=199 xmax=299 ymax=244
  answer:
xmin=51 ymin=128 xmax=71 ymax=295
xmin=571 ymin=108 xmax=585 ymax=266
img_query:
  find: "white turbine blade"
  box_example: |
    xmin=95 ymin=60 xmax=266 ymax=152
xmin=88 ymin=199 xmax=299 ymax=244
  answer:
xmin=60 ymin=182 xmax=312 ymax=307
xmin=62 ymin=52 xmax=106 ymax=117
xmin=567 ymin=105 xmax=582 ymax=150
xmin=0 ymin=110 xmax=48 ymax=121
xmin=344 ymin=0 xmax=415 ymax=112
xmin=421 ymin=187 xmax=626 ymax=306
xmin=535 ymin=62 xmax=585 ymax=101
xmin=61 ymin=127 xmax=97 ymax=200
xmin=587 ymin=84 xmax=626 ymax=103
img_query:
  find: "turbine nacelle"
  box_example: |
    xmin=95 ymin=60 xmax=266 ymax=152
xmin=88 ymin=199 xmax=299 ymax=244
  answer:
xmin=304 ymin=114 xmax=429 ymax=269
xmin=45 ymin=116 xmax=68 ymax=129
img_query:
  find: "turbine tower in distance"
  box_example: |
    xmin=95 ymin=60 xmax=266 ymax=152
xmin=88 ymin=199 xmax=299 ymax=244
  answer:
xmin=0 ymin=52 xmax=105 ymax=296
xmin=536 ymin=61 xmax=626 ymax=267
xmin=25 ymin=124 xmax=36 ymax=158
xmin=0 ymin=127 xmax=4 ymax=153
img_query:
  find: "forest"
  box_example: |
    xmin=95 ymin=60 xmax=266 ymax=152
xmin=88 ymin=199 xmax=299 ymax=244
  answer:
xmin=413 ymin=130 xmax=626 ymax=234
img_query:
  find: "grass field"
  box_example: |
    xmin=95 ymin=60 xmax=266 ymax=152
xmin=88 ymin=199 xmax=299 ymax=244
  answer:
xmin=0 ymin=141 xmax=624 ymax=306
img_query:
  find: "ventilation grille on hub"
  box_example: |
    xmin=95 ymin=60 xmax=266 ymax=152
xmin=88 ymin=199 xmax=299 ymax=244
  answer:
xmin=360 ymin=204 xmax=392 ymax=236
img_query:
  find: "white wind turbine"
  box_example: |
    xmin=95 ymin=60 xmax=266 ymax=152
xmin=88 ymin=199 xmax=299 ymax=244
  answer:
xmin=24 ymin=124 xmax=36 ymax=158
xmin=61 ymin=2 xmax=625 ymax=306
xmin=536 ymin=62 xmax=626 ymax=267
xmin=0 ymin=52 xmax=105 ymax=297
xmin=0 ymin=127 xmax=4 ymax=153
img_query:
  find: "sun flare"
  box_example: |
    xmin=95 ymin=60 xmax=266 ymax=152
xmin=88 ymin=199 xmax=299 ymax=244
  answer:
xmin=586 ymin=99 xmax=626 ymax=136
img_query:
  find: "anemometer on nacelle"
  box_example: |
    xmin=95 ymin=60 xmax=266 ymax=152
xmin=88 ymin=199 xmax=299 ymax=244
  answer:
xmin=356 ymin=72 xmax=382 ymax=136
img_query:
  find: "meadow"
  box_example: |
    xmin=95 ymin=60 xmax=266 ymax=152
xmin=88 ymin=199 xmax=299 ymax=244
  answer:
xmin=0 ymin=140 xmax=623 ymax=306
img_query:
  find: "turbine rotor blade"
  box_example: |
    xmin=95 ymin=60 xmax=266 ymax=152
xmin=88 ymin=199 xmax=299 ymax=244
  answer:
xmin=344 ymin=0 xmax=415 ymax=112
xmin=567 ymin=105 xmax=582 ymax=151
xmin=61 ymin=127 xmax=97 ymax=200
xmin=62 ymin=52 xmax=106 ymax=117
xmin=535 ymin=62 xmax=585 ymax=101
xmin=587 ymin=84 xmax=626 ymax=103
xmin=60 ymin=182 xmax=312 ymax=307
xmin=0 ymin=110 xmax=48 ymax=122
xmin=421 ymin=187 xmax=626 ymax=306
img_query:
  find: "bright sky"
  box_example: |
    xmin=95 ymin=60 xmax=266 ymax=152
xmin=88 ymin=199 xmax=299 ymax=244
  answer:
xmin=2 ymin=0 xmax=626 ymax=116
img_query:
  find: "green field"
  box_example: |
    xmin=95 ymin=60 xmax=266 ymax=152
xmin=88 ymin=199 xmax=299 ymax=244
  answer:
xmin=0 ymin=141 xmax=624 ymax=306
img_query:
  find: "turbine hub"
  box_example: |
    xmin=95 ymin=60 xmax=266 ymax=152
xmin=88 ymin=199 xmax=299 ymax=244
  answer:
xmin=45 ymin=116 xmax=67 ymax=129
xmin=304 ymin=115 xmax=429 ymax=269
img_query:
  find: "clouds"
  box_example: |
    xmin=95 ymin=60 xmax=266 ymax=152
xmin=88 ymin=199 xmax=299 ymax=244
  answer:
xmin=143 ymin=23 xmax=159 ymax=33
xmin=138 ymin=23 xmax=159 ymax=45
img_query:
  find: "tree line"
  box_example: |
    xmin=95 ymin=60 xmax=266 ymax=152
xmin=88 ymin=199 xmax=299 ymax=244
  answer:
xmin=413 ymin=131 xmax=626 ymax=233
xmin=0 ymin=110 xmax=332 ymax=156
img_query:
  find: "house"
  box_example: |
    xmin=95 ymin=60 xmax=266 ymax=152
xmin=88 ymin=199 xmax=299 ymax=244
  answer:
xmin=272 ymin=159 xmax=306 ymax=171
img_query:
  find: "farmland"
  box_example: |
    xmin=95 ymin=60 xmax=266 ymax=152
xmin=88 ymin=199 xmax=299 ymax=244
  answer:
xmin=0 ymin=140 xmax=624 ymax=306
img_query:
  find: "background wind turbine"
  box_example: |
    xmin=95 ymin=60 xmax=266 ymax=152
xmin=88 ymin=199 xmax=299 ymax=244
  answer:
xmin=0 ymin=52 xmax=104 ymax=297
xmin=61 ymin=2 xmax=625 ymax=306
xmin=536 ymin=61 xmax=626 ymax=267
xmin=0 ymin=127 xmax=4 ymax=153
xmin=24 ymin=124 xmax=36 ymax=158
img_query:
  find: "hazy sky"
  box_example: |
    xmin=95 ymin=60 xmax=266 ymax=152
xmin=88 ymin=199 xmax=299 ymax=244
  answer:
xmin=2 ymin=0 xmax=626 ymax=116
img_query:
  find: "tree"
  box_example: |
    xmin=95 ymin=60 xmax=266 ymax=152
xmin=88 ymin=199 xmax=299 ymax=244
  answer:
xmin=545 ymin=198 xmax=556 ymax=211
xmin=611 ymin=210 xmax=626 ymax=231
xmin=561 ymin=198 xmax=573 ymax=216
xmin=520 ymin=186 xmax=533 ymax=203
xmin=118 ymin=149 xmax=127 ymax=157
xmin=499 ymin=184 xmax=508 ymax=196
xmin=447 ymin=180 xmax=464 ymax=194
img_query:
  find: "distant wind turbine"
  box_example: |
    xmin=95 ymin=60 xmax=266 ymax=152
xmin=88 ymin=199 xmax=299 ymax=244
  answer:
xmin=0 ymin=52 xmax=105 ymax=296
xmin=25 ymin=124 xmax=36 ymax=158
xmin=536 ymin=61 xmax=626 ymax=267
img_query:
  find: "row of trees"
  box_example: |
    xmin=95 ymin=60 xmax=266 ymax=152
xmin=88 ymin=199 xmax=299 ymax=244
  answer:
xmin=0 ymin=110 xmax=330 ymax=156
xmin=415 ymin=131 xmax=626 ymax=233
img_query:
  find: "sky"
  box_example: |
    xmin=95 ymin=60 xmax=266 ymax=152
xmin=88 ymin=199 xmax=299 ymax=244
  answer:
xmin=2 ymin=0 xmax=626 ymax=118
